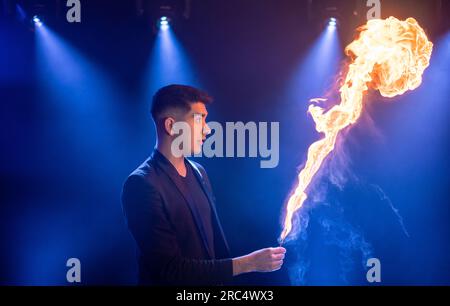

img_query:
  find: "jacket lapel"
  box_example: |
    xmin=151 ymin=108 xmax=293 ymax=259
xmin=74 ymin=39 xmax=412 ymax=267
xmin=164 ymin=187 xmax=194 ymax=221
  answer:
xmin=150 ymin=150 xmax=214 ymax=259
xmin=186 ymin=159 xmax=231 ymax=256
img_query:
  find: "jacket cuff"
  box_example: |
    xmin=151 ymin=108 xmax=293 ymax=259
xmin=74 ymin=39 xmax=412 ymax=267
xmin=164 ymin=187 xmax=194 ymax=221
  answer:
xmin=216 ymin=258 xmax=234 ymax=284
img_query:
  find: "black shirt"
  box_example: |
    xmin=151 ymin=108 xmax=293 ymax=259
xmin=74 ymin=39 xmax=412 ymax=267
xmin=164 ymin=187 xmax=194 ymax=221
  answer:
xmin=180 ymin=160 xmax=215 ymax=258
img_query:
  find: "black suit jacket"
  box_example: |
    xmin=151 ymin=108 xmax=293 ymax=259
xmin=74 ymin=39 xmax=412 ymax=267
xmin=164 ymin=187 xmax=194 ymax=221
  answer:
xmin=121 ymin=150 xmax=233 ymax=285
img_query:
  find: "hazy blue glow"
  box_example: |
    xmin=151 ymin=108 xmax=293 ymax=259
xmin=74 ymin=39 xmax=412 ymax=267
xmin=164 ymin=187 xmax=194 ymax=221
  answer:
xmin=142 ymin=26 xmax=201 ymax=104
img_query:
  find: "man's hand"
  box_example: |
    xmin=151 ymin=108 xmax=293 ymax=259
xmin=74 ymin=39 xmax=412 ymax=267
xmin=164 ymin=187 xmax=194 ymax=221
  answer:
xmin=232 ymin=247 xmax=286 ymax=276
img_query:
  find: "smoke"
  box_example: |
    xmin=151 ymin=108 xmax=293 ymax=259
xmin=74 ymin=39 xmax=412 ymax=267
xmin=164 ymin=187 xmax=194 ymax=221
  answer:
xmin=284 ymin=207 xmax=311 ymax=285
xmin=281 ymin=133 xmax=354 ymax=243
xmin=285 ymin=160 xmax=375 ymax=285
xmin=286 ymin=193 xmax=373 ymax=285
xmin=284 ymin=143 xmax=367 ymax=285
xmin=370 ymin=183 xmax=410 ymax=238
xmin=325 ymin=132 xmax=356 ymax=191
xmin=285 ymin=165 xmax=410 ymax=285
xmin=286 ymin=243 xmax=310 ymax=286
xmin=318 ymin=210 xmax=373 ymax=284
xmin=281 ymin=198 xmax=311 ymax=244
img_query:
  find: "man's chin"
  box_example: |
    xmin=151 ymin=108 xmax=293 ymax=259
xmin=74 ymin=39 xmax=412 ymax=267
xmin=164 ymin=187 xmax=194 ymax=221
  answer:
xmin=192 ymin=144 xmax=203 ymax=156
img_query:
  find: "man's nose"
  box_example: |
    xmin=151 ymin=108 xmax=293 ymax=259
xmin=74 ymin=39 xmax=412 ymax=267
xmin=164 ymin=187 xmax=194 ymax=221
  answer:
xmin=203 ymin=123 xmax=211 ymax=135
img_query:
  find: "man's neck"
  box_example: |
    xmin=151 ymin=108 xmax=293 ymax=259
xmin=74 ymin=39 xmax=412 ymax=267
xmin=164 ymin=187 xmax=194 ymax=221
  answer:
xmin=156 ymin=141 xmax=187 ymax=177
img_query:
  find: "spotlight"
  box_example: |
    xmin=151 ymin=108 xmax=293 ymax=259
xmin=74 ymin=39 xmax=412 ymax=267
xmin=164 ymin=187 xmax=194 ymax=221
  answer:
xmin=33 ymin=15 xmax=42 ymax=27
xmin=150 ymin=3 xmax=180 ymax=33
xmin=328 ymin=17 xmax=337 ymax=27
xmin=159 ymin=16 xmax=170 ymax=30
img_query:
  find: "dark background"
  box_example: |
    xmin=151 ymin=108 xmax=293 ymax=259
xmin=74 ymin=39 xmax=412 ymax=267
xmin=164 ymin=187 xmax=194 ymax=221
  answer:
xmin=1 ymin=0 xmax=449 ymax=285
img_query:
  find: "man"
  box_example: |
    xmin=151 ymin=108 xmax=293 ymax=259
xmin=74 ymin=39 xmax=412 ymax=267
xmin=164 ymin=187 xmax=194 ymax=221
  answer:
xmin=122 ymin=84 xmax=286 ymax=285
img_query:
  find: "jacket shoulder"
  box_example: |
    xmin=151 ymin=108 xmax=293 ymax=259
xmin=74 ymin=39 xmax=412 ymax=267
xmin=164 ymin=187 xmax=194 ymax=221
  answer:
xmin=123 ymin=158 xmax=160 ymax=191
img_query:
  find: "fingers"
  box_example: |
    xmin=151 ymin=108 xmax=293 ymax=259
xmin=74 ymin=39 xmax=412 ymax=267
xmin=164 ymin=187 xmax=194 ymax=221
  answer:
xmin=272 ymin=253 xmax=285 ymax=260
xmin=271 ymin=260 xmax=283 ymax=271
xmin=269 ymin=247 xmax=285 ymax=271
xmin=270 ymin=247 xmax=286 ymax=254
xmin=248 ymin=247 xmax=287 ymax=273
xmin=267 ymin=247 xmax=286 ymax=260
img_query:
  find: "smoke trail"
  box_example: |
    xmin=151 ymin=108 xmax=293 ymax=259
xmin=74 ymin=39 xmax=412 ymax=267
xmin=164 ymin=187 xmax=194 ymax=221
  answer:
xmin=370 ymin=184 xmax=410 ymax=238
xmin=318 ymin=212 xmax=373 ymax=284
xmin=286 ymin=199 xmax=374 ymax=285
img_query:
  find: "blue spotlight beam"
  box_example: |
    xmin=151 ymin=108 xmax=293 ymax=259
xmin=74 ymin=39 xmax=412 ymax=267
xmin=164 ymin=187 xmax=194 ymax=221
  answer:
xmin=35 ymin=25 xmax=128 ymax=178
xmin=31 ymin=25 xmax=135 ymax=285
xmin=285 ymin=22 xmax=343 ymax=102
xmin=142 ymin=25 xmax=202 ymax=104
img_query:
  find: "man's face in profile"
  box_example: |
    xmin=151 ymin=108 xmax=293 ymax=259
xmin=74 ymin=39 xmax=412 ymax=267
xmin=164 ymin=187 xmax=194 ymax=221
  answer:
xmin=183 ymin=102 xmax=210 ymax=155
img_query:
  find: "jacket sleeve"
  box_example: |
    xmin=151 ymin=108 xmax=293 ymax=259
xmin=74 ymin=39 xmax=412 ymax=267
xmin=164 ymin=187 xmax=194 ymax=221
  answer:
xmin=121 ymin=174 xmax=233 ymax=285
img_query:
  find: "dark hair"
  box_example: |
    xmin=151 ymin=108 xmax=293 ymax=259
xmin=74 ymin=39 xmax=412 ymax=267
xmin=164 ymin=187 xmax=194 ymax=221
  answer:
xmin=150 ymin=84 xmax=212 ymax=120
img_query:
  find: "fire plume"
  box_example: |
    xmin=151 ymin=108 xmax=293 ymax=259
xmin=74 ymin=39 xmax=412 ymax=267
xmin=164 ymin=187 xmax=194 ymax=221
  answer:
xmin=280 ymin=17 xmax=433 ymax=243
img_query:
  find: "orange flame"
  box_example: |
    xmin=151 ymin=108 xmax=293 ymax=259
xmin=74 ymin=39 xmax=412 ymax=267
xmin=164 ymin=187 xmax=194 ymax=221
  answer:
xmin=280 ymin=17 xmax=433 ymax=243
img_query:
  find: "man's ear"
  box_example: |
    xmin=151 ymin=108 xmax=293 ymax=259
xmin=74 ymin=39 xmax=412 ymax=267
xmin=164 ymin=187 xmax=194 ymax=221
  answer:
xmin=163 ymin=117 xmax=175 ymax=136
